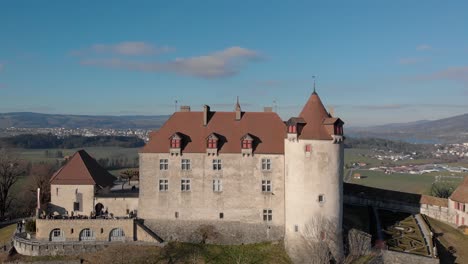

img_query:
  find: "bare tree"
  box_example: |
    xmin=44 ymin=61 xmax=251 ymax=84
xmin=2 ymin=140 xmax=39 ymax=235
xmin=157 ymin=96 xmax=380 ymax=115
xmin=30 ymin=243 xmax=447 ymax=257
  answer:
xmin=28 ymin=163 xmax=55 ymax=206
xmin=119 ymin=169 xmax=139 ymax=190
xmin=0 ymin=148 xmax=25 ymax=217
xmin=299 ymin=215 xmax=343 ymax=264
xmin=345 ymin=228 xmax=372 ymax=262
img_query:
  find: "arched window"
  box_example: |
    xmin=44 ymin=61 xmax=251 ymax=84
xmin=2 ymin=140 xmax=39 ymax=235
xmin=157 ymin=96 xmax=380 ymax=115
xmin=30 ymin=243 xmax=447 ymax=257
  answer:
xmin=287 ymin=125 xmax=297 ymax=133
xmin=109 ymin=228 xmax=125 ymax=241
xmin=79 ymin=228 xmax=95 ymax=241
xmin=50 ymin=228 xmax=65 ymax=242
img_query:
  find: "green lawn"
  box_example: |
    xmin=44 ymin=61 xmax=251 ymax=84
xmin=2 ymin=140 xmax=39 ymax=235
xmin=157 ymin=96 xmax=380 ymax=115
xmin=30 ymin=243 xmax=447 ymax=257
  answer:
xmin=349 ymin=169 xmax=435 ymax=194
xmin=0 ymin=224 xmax=15 ymax=245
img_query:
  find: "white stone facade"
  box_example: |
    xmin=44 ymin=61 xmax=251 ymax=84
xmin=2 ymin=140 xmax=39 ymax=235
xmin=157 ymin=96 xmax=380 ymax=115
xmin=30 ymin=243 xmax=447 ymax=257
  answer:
xmin=284 ymin=138 xmax=344 ymax=260
xmin=50 ymin=184 xmax=95 ymax=215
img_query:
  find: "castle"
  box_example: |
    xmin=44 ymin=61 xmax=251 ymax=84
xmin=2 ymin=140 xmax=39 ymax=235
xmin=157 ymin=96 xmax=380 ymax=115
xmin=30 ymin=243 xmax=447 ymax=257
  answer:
xmin=45 ymin=90 xmax=345 ymax=260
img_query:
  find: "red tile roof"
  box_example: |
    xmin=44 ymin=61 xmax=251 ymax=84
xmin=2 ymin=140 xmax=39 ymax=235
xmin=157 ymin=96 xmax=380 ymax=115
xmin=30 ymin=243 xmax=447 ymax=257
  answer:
xmin=141 ymin=111 xmax=286 ymax=154
xmin=450 ymin=176 xmax=468 ymax=203
xmin=50 ymin=150 xmax=116 ymax=187
xmin=298 ymin=92 xmax=341 ymax=140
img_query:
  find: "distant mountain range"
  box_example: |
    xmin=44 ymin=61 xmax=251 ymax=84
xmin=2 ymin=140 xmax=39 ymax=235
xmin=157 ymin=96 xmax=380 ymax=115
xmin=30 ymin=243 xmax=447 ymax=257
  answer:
xmin=347 ymin=113 xmax=468 ymax=143
xmin=0 ymin=112 xmax=169 ymax=129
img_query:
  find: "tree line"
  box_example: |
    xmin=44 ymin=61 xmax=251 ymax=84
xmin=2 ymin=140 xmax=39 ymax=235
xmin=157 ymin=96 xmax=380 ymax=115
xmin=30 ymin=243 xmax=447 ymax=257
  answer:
xmin=0 ymin=133 xmax=145 ymax=149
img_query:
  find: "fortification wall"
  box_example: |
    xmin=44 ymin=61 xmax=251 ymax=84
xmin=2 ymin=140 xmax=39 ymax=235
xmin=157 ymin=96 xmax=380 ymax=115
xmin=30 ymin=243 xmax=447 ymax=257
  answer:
xmin=35 ymin=219 xmax=134 ymax=242
xmin=144 ymin=219 xmax=283 ymax=244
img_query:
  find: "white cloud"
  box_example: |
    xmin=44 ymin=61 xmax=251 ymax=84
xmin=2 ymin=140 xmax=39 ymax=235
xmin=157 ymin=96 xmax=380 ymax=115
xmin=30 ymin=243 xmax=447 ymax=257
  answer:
xmin=416 ymin=44 xmax=432 ymax=51
xmin=71 ymin=41 xmax=173 ymax=56
xmin=80 ymin=46 xmax=263 ymax=79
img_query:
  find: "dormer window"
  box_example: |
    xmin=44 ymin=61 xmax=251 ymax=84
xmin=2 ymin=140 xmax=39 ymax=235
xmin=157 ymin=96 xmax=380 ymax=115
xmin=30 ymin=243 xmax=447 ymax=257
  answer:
xmin=169 ymin=133 xmax=182 ymax=156
xmin=242 ymin=139 xmax=252 ymax=149
xmin=287 ymin=125 xmax=297 ymax=133
xmin=206 ymin=133 xmax=219 ymax=155
xmin=170 ymin=134 xmax=181 ymax=148
xmin=241 ymin=134 xmax=254 ymax=156
xmin=334 ymin=125 xmax=343 ymax=135
xmin=207 ymin=134 xmax=218 ymax=149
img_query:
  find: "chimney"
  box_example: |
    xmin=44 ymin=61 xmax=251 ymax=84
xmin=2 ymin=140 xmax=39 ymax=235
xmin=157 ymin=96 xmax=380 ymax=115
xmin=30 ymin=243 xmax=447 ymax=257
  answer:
xmin=235 ymin=96 xmax=242 ymax=121
xmin=263 ymin=107 xmax=273 ymax=112
xmin=203 ymin=105 xmax=210 ymax=126
xmin=329 ymin=106 xmax=335 ymax=117
xmin=180 ymin=106 xmax=191 ymax=112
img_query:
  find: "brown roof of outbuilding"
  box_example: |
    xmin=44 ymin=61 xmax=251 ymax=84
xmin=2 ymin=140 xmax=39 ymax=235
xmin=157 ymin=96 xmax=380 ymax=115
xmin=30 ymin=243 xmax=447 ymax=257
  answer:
xmin=420 ymin=195 xmax=448 ymax=207
xmin=50 ymin=150 xmax=116 ymax=187
xmin=450 ymin=176 xmax=468 ymax=203
xmin=298 ymin=92 xmax=335 ymax=140
xmin=141 ymin=111 xmax=286 ymax=154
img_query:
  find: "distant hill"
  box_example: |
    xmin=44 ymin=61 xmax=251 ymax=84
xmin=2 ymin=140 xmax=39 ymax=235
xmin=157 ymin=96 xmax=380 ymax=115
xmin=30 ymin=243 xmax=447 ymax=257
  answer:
xmin=348 ymin=113 xmax=468 ymax=143
xmin=0 ymin=112 xmax=169 ymax=129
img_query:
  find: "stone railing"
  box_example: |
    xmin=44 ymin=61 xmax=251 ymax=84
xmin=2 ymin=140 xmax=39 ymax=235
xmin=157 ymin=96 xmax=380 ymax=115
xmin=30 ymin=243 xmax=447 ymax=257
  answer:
xmin=13 ymin=232 xmax=109 ymax=256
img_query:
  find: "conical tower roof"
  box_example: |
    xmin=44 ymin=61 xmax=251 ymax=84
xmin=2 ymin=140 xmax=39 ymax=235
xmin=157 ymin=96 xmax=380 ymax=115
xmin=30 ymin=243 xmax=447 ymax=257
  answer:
xmin=297 ymin=92 xmax=332 ymax=140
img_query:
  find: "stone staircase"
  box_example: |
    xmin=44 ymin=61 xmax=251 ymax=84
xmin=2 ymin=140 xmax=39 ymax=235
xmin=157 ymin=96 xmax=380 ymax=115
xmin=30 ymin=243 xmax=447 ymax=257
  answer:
xmin=135 ymin=219 xmax=164 ymax=243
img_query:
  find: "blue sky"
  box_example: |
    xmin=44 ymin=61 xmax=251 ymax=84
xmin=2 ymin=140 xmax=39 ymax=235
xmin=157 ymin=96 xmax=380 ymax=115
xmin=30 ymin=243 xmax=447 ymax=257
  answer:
xmin=1 ymin=1 xmax=468 ymax=126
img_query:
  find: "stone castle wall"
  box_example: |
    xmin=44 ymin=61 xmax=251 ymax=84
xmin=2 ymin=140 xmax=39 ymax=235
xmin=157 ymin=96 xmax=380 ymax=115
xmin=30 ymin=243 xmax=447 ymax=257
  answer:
xmin=138 ymin=152 xmax=285 ymax=243
xmin=144 ymin=219 xmax=283 ymax=244
xmin=94 ymin=197 xmax=138 ymax=217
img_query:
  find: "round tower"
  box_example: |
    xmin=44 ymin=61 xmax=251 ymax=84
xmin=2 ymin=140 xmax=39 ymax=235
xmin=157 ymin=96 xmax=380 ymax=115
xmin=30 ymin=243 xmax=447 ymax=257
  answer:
xmin=284 ymin=91 xmax=344 ymax=263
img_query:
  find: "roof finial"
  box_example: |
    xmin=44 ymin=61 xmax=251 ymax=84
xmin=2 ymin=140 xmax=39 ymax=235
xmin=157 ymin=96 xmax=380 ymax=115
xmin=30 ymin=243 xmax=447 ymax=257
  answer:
xmin=235 ymin=96 xmax=241 ymax=110
xmin=312 ymin=75 xmax=317 ymax=94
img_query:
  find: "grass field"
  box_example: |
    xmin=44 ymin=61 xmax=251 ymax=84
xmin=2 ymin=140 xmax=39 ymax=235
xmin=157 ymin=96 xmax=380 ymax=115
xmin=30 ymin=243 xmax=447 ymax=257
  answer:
xmin=5 ymin=242 xmax=292 ymax=264
xmin=0 ymin=224 xmax=15 ymax=245
xmin=349 ymin=169 xmax=435 ymax=194
xmin=17 ymin=146 xmax=139 ymax=163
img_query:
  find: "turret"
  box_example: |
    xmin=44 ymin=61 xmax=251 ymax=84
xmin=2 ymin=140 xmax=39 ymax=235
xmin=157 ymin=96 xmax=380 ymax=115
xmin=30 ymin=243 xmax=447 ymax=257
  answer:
xmin=284 ymin=89 xmax=344 ymax=263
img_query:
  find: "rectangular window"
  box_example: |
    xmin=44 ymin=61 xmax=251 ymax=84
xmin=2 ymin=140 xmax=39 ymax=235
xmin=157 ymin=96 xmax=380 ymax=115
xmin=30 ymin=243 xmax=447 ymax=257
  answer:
xmin=159 ymin=179 xmax=168 ymax=191
xmin=159 ymin=159 xmax=168 ymax=170
xmin=181 ymin=179 xmax=191 ymax=191
xmin=219 ymin=212 xmax=224 ymax=219
xmin=305 ymin=144 xmax=312 ymax=152
xmin=318 ymin=194 xmax=325 ymax=203
xmin=181 ymin=159 xmax=191 ymax=170
xmin=73 ymin=202 xmax=80 ymax=211
xmin=208 ymin=139 xmax=217 ymax=149
xmin=213 ymin=179 xmax=223 ymax=192
xmin=56 ymin=188 xmax=59 ymax=196
xmin=263 ymin=209 xmax=272 ymax=222
xmin=262 ymin=180 xmax=272 ymax=192
xmin=212 ymin=159 xmax=222 ymax=170
xmin=261 ymin=159 xmax=271 ymax=171
xmin=171 ymin=139 xmax=180 ymax=148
